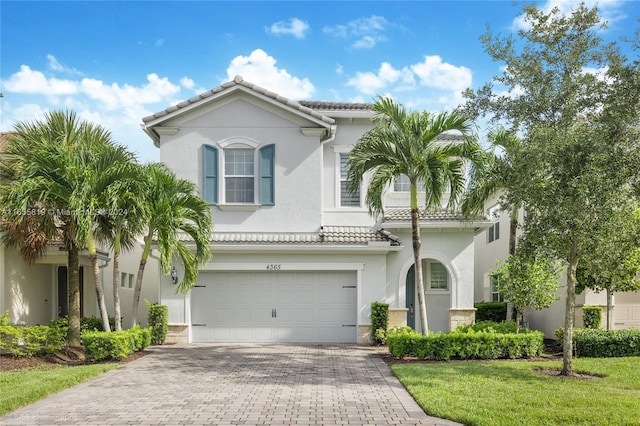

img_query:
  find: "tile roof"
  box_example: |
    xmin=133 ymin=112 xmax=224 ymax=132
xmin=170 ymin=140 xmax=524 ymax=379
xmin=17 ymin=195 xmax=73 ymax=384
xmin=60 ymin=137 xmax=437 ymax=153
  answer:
xmin=298 ymin=101 xmax=372 ymax=111
xmin=142 ymin=75 xmax=336 ymax=125
xmin=176 ymin=226 xmax=401 ymax=246
xmin=382 ymin=208 xmax=469 ymax=223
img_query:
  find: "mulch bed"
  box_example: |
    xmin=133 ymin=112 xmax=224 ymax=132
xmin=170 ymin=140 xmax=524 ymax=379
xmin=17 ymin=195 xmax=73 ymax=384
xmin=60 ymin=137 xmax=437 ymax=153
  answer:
xmin=0 ymin=347 xmax=151 ymax=372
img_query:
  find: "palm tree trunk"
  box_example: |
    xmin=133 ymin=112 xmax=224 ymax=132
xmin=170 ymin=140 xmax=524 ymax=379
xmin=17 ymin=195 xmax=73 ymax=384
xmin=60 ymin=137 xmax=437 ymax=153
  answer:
xmin=131 ymin=233 xmax=152 ymax=327
xmin=411 ymin=184 xmax=429 ymax=335
xmin=112 ymin=230 xmax=122 ymax=331
xmin=88 ymin=236 xmax=111 ymax=332
xmin=561 ymin=239 xmax=579 ymax=377
xmin=67 ymin=245 xmax=82 ymax=347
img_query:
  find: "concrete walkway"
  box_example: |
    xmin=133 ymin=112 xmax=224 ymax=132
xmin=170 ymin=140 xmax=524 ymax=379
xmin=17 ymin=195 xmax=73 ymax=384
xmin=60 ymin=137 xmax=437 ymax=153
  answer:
xmin=1 ymin=344 xmax=462 ymax=425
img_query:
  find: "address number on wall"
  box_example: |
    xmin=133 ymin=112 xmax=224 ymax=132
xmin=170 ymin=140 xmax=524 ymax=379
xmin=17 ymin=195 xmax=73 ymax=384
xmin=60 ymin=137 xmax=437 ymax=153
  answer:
xmin=266 ymin=264 xmax=282 ymax=270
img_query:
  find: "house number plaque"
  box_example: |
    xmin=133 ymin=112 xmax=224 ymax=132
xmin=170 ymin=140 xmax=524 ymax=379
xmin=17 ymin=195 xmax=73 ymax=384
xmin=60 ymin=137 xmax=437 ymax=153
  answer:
xmin=266 ymin=264 xmax=282 ymax=270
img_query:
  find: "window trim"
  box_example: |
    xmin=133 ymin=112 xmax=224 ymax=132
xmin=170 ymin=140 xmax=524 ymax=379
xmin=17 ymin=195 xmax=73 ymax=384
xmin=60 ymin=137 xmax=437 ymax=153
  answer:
xmin=334 ymin=149 xmax=362 ymax=208
xmin=490 ymin=274 xmax=503 ymax=302
xmin=424 ymin=259 xmax=450 ymax=293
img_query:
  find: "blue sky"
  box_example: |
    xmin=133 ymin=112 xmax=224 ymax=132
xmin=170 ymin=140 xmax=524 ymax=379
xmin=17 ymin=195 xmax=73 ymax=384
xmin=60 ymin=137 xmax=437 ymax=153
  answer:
xmin=1 ymin=0 xmax=637 ymax=163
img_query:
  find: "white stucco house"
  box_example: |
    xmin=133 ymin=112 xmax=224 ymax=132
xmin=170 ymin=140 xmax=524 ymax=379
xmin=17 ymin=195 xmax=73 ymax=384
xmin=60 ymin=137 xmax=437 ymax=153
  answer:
xmin=142 ymin=75 xmax=491 ymax=344
xmin=474 ymin=191 xmax=640 ymax=337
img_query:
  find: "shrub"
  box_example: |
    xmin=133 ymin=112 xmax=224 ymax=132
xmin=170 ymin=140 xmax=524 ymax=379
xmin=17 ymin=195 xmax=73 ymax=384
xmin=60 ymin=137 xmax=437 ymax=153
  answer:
xmin=146 ymin=300 xmax=168 ymax=345
xmin=49 ymin=316 xmax=116 ymax=335
xmin=582 ymin=306 xmax=602 ymax=329
xmin=474 ymin=302 xmax=508 ymax=322
xmin=81 ymin=327 xmax=151 ymax=361
xmin=0 ymin=324 xmax=65 ymax=357
xmin=387 ymin=326 xmax=544 ymax=360
xmin=371 ymin=302 xmax=389 ymax=345
xmin=387 ymin=327 xmax=421 ymax=359
xmin=458 ymin=320 xmax=536 ymax=334
xmin=555 ymin=327 xmax=640 ymax=357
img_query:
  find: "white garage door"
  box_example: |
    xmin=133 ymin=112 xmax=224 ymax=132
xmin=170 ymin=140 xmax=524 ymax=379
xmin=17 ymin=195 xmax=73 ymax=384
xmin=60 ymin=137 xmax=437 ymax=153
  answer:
xmin=614 ymin=291 xmax=640 ymax=329
xmin=191 ymin=271 xmax=357 ymax=343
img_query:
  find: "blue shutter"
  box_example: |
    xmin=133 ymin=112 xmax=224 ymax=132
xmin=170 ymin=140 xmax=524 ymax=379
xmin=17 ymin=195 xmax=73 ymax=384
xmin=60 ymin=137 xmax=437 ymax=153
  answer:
xmin=202 ymin=145 xmax=218 ymax=204
xmin=259 ymin=144 xmax=275 ymax=205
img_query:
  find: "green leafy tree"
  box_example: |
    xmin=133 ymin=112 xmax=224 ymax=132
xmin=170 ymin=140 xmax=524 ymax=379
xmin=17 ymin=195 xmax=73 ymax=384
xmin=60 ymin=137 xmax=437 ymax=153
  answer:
xmin=130 ymin=163 xmax=213 ymax=327
xmin=463 ymin=3 xmax=640 ymax=375
xmin=347 ymin=96 xmax=486 ymax=335
xmin=492 ymin=250 xmax=562 ymax=333
xmin=577 ymin=200 xmax=640 ymax=330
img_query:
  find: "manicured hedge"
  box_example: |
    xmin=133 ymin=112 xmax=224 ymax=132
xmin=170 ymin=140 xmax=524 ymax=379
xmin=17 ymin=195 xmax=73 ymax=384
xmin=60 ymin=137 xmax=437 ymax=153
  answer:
xmin=582 ymin=306 xmax=602 ymax=329
xmin=49 ymin=316 xmax=116 ymax=334
xmin=371 ymin=302 xmax=389 ymax=344
xmin=0 ymin=324 xmax=66 ymax=357
xmin=555 ymin=327 xmax=640 ymax=358
xmin=81 ymin=326 xmax=151 ymax=361
xmin=388 ymin=324 xmax=544 ymax=360
xmin=146 ymin=301 xmax=168 ymax=345
xmin=474 ymin=302 xmax=508 ymax=322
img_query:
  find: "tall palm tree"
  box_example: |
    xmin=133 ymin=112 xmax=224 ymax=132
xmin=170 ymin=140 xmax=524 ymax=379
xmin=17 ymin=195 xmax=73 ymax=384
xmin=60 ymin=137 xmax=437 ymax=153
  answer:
xmin=347 ymin=97 xmax=485 ymax=335
xmin=94 ymin=163 xmax=148 ymax=331
xmin=461 ymin=127 xmax=522 ymax=321
xmin=0 ymin=111 xmax=94 ymax=345
xmin=75 ymin=139 xmax=141 ymax=332
xmin=130 ymin=163 xmax=213 ymax=327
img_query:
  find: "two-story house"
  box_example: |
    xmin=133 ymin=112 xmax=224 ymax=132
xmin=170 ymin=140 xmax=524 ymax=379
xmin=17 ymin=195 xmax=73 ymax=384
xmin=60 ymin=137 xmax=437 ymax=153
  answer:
xmin=142 ymin=76 xmax=490 ymax=344
xmin=474 ymin=192 xmax=640 ymax=337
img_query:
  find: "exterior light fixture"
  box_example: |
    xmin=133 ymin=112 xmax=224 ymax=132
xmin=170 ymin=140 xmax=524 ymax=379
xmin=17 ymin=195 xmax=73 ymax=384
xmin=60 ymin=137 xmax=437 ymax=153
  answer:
xmin=171 ymin=266 xmax=178 ymax=285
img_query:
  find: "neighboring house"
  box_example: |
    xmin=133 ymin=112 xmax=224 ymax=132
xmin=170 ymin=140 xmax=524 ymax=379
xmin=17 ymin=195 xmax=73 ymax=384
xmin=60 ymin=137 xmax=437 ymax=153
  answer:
xmin=142 ymin=75 xmax=491 ymax=344
xmin=474 ymin=191 xmax=640 ymax=337
xmin=0 ymin=132 xmax=159 ymax=327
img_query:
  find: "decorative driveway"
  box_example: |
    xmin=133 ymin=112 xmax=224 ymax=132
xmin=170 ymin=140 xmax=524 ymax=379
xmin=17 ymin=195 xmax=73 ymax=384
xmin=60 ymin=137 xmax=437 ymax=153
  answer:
xmin=1 ymin=344 xmax=461 ymax=425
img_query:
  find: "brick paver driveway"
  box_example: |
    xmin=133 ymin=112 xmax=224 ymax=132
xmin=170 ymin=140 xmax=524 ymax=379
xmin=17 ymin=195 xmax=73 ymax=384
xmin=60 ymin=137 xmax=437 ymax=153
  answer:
xmin=1 ymin=344 xmax=461 ymax=425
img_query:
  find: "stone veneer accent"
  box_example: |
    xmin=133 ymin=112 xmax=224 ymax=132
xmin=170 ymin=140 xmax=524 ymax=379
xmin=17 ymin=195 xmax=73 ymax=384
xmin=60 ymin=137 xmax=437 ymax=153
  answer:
xmin=166 ymin=324 xmax=189 ymax=344
xmin=388 ymin=308 xmax=408 ymax=328
xmin=357 ymin=324 xmax=372 ymax=344
xmin=449 ymin=308 xmax=476 ymax=330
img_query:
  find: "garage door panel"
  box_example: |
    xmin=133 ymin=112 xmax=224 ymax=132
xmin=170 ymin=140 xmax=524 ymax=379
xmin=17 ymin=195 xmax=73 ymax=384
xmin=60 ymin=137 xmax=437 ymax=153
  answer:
xmin=191 ymin=271 xmax=357 ymax=343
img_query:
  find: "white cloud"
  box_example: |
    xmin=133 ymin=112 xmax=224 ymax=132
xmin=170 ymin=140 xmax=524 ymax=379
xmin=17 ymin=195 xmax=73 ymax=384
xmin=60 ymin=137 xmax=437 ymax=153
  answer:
xmin=47 ymin=54 xmax=83 ymax=76
xmin=323 ymin=15 xmax=389 ymax=49
xmin=180 ymin=77 xmax=195 ymax=89
xmin=155 ymin=38 xmax=165 ymax=47
xmin=266 ymin=18 xmax=309 ymax=39
xmin=347 ymin=62 xmax=414 ymax=95
xmin=4 ymin=65 xmax=79 ymax=95
xmin=225 ymin=49 xmax=314 ymax=99
xmin=79 ymin=73 xmax=181 ymax=110
xmin=411 ymin=55 xmax=472 ymax=93
xmin=512 ymin=0 xmax=627 ymax=30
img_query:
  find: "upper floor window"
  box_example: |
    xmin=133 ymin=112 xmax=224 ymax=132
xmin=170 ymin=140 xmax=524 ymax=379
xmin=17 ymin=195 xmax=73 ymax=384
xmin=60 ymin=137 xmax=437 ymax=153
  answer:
xmin=225 ymin=149 xmax=254 ymax=203
xmin=202 ymin=142 xmax=275 ymax=206
xmin=487 ymin=204 xmax=500 ymax=243
xmin=394 ymin=174 xmax=411 ymax=192
xmin=340 ymin=153 xmax=360 ymax=207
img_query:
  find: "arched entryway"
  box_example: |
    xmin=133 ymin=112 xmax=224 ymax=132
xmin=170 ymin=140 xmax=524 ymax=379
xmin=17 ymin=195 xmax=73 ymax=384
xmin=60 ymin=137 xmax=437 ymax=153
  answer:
xmin=405 ymin=259 xmax=452 ymax=333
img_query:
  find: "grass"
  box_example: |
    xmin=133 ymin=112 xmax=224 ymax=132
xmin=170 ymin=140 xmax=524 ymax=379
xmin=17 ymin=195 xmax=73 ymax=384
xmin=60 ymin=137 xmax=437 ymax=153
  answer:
xmin=392 ymin=357 xmax=640 ymax=426
xmin=0 ymin=363 xmax=119 ymax=416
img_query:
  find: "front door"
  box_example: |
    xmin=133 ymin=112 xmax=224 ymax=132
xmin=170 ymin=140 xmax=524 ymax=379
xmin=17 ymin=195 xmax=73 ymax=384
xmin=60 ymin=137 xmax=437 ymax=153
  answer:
xmin=57 ymin=266 xmax=84 ymax=318
xmin=406 ymin=265 xmax=415 ymax=329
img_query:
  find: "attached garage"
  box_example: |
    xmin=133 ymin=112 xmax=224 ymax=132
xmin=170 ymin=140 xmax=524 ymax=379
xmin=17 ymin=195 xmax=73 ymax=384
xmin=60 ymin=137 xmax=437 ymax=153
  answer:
xmin=190 ymin=270 xmax=358 ymax=343
xmin=613 ymin=291 xmax=640 ymax=329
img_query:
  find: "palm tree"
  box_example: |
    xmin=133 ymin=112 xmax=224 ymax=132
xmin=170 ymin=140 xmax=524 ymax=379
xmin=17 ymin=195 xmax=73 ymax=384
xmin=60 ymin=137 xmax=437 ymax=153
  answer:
xmin=130 ymin=163 xmax=213 ymax=327
xmin=0 ymin=111 xmax=94 ymax=345
xmin=94 ymin=163 xmax=148 ymax=331
xmin=461 ymin=127 xmax=523 ymax=321
xmin=76 ymin=139 xmax=142 ymax=332
xmin=347 ymin=97 xmax=485 ymax=335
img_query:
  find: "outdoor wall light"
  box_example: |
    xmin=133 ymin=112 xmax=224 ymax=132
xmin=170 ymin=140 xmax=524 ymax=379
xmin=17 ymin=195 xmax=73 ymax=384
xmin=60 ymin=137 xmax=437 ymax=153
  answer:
xmin=170 ymin=266 xmax=178 ymax=285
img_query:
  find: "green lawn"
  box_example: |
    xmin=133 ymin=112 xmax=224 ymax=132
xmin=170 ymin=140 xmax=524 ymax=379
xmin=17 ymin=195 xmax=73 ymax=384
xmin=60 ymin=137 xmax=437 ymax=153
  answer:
xmin=392 ymin=357 xmax=640 ymax=426
xmin=0 ymin=363 xmax=119 ymax=416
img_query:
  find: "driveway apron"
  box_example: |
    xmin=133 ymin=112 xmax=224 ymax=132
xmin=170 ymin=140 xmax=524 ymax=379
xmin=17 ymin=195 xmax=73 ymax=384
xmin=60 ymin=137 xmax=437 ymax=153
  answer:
xmin=1 ymin=344 xmax=461 ymax=425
